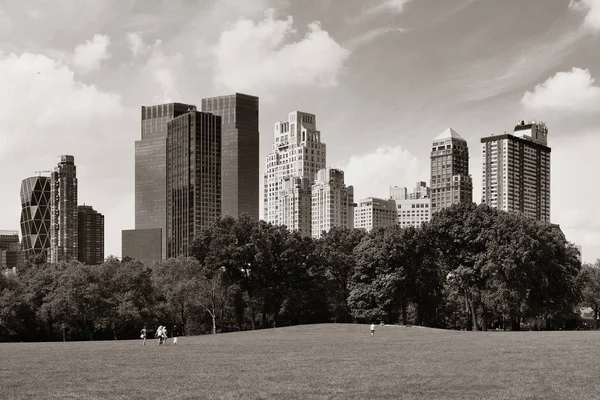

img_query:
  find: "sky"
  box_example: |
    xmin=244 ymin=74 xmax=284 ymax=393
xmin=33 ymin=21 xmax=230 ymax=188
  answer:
xmin=1 ymin=0 xmax=600 ymax=263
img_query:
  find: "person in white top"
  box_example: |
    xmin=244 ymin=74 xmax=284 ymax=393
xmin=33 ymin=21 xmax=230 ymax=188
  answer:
xmin=370 ymin=323 xmax=375 ymax=336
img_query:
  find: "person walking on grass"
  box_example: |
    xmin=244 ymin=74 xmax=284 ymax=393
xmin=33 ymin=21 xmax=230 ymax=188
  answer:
xmin=162 ymin=326 xmax=168 ymax=345
xmin=172 ymin=325 xmax=179 ymax=346
xmin=156 ymin=325 xmax=164 ymax=346
xmin=370 ymin=323 xmax=376 ymax=337
xmin=140 ymin=326 xmax=147 ymax=346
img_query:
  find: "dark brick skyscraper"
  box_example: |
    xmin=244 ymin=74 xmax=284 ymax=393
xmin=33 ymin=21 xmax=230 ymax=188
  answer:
xmin=166 ymin=111 xmax=221 ymax=257
xmin=201 ymin=93 xmax=259 ymax=220
xmin=78 ymin=205 xmax=104 ymax=265
xmin=135 ymin=102 xmax=195 ymax=259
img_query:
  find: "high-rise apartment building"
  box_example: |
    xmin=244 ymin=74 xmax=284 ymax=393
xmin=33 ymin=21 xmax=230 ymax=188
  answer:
xmin=264 ymin=112 xmax=326 ymax=236
xmin=481 ymin=120 xmax=551 ymax=222
xmin=50 ymin=155 xmax=78 ymax=263
xmin=77 ymin=205 xmax=104 ymax=265
xmin=0 ymin=231 xmax=23 ymax=271
xmin=20 ymin=176 xmax=51 ymax=261
xmin=390 ymin=186 xmax=408 ymax=201
xmin=135 ymin=102 xmax=195 ymax=260
xmin=166 ymin=111 xmax=221 ymax=257
xmin=201 ymin=93 xmax=259 ymax=220
xmin=430 ymin=128 xmax=473 ymax=213
xmin=311 ymin=168 xmax=354 ymax=238
xmin=354 ymin=197 xmax=397 ymax=232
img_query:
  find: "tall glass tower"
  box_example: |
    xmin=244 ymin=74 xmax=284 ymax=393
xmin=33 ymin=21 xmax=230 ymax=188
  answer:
xmin=50 ymin=155 xmax=78 ymax=263
xmin=20 ymin=176 xmax=52 ymax=261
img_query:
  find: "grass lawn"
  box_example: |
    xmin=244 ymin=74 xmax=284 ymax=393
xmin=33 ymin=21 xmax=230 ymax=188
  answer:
xmin=1 ymin=324 xmax=600 ymax=399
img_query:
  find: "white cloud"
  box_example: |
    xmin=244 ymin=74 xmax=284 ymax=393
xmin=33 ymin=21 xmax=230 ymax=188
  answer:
xmin=0 ymin=51 xmax=134 ymax=259
xmin=126 ymin=32 xmax=147 ymax=57
xmin=212 ymin=9 xmax=350 ymax=93
xmin=345 ymin=27 xmax=406 ymax=50
xmin=570 ymin=0 xmax=600 ymax=32
xmin=340 ymin=145 xmax=427 ymax=201
xmin=521 ymin=67 xmax=600 ymax=112
xmin=72 ymin=34 xmax=112 ymax=74
xmin=380 ymin=0 xmax=414 ymax=13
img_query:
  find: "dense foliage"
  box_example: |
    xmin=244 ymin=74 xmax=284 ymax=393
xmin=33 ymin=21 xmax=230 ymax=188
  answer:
xmin=0 ymin=204 xmax=589 ymax=341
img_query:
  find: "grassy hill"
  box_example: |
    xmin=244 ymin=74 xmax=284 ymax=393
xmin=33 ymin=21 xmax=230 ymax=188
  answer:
xmin=1 ymin=324 xmax=599 ymax=399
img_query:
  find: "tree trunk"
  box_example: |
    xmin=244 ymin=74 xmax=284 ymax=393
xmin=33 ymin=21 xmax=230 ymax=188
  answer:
xmin=212 ymin=314 xmax=216 ymax=335
xmin=180 ymin=303 xmax=186 ymax=336
xmin=112 ymin=327 xmax=117 ymax=340
xmin=465 ymin=297 xmax=472 ymax=331
xmin=466 ymin=293 xmax=479 ymax=331
xmin=401 ymin=300 xmax=407 ymax=325
xmin=62 ymin=326 xmax=66 ymax=342
xmin=247 ymin=294 xmax=256 ymax=330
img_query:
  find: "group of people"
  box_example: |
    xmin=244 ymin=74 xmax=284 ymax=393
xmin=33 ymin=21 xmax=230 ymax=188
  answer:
xmin=139 ymin=325 xmax=178 ymax=346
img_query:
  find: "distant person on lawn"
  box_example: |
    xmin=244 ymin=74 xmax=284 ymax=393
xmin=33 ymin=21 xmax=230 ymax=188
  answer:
xmin=172 ymin=325 xmax=179 ymax=346
xmin=140 ymin=326 xmax=147 ymax=346
xmin=156 ymin=325 xmax=164 ymax=345
xmin=370 ymin=323 xmax=376 ymax=336
xmin=162 ymin=326 xmax=168 ymax=345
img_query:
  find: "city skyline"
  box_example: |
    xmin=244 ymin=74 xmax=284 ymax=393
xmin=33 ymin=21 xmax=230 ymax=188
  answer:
xmin=1 ymin=0 xmax=600 ymax=262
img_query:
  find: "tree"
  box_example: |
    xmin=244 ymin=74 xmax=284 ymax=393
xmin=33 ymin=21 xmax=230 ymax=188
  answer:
xmin=153 ymin=257 xmax=202 ymax=335
xmin=315 ymin=228 xmax=365 ymax=322
xmin=197 ymin=268 xmax=229 ymax=334
xmin=578 ymin=261 xmax=600 ymax=327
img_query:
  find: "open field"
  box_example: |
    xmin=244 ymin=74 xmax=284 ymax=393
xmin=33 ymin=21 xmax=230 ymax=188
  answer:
xmin=1 ymin=324 xmax=600 ymax=399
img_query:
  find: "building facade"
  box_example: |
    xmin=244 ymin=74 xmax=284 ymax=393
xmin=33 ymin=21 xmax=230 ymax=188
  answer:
xmin=408 ymin=181 xmax=430 ymax=200
xmin=395 ymin=198 xmax=432 ymax=228
xmin=20 ymin=176 xmax=52 ymax=261
xmin=50 ymin=155 xmax=78 ymax=263
xmin=264 ymin=112 xmax=326 ymax=236
xmin=481 ymin=120 xmax=551 ymax=222
xmin=430 ymin=128 xmax=473 ymax=214
xmin=311 ymin=168 xmax=354 ymax=238
xmin=122 ymin=228 xmax=162 ymax=266
xmin=202 ymin=93 xmax=259 ymax=220
xmin=166 ymin=111 xmax=221 ymax=257
xmin=0 ymin=231 xmax=23 ymax=271
xmin=354 ymin=197 xmax=397 ymax=232
xmin=390 ymin=186 xmax=408 ymax=201
xmin=77 ymin=205 xmax=104 ymax=265
xmin=135 ymin=102 xmax=195 ymax=259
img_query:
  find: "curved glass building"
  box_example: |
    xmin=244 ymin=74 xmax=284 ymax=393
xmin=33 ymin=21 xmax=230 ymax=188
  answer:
xmin=20 ymin=176 xmax=52 ymax=261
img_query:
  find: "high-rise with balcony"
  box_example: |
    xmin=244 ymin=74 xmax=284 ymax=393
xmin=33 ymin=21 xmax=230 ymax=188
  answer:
xmin=311 ymin=168 xmax=354 ymax=238
xmin=20 ymin=176 xmax=51 ymax=261
xmin=264 ymin=112 xmax=326 ymax=236
xmin=201 ymin=93 xmax=259 ymax=221
xmin=130 ymin=102 xmax=196 ymax=261
xmin=50 ymin=155 xmax=78 ymax=263
xmin=481 ymin=120 xmax=551 ymax=222
xmin=78 ymin=205 xmax=104 ymax=265
xmin=430 ymin=128 xmax=473 ymax=213
xmin=166 ymin=110 xmax=221 ymax=257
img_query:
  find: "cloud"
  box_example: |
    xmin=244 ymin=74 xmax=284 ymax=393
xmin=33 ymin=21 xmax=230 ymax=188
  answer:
xmin=521 ymin=67 xmax=600 ymax=112
xmin=345 ymin=27 xmax=406 ymax=50
xmin=339 ymin=145 xmax=427 ymax=201
xmin=570 ymin=0 xmax=600 ymax=32
xmin=139 ymin=47 xmax=185 ymax=103
xmin=72 ymin=34 xmax=112 ymax=74
xmin=126 ymin=32 xmax=148 ymax=57
xmin=0 ymin=51 xmax=133 ymax=259
xmin=376 ymin=0 xmax=415 ymax=13
xmin=212 ymin=9 xmax=350 ymax=93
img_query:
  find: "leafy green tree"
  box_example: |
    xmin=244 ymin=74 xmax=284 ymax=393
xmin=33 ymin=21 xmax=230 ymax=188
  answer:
xmin=315 ymin=228 xmax=366 ymax=322
xmin=578 ymin=260 xmax=600 ymax=327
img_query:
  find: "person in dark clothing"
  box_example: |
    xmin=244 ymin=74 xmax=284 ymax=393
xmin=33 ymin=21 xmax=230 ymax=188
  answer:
xmin=172 ymin=325 xmax=179 ymax=345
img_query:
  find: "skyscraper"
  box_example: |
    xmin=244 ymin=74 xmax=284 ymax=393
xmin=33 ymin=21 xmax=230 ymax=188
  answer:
xmin=408 ymin=181 xmax=430 ymax=200
xmin=481 ymin=120 xmax=551 ymax=222
xmin=311 ymin=168 xmax=354 ymax=238
xmin=20 ymin=176 xmax=51 ymax=261
xmin=264 ymin=112 xmax=326 ymax=236
xmin=430 ymin=128 xmax=473 ymax=213
xmin=389 ymin=186 xmax=408 ymax=201
xmin=135 ymin=102 xmax=196 ymax=259
xmin=50 ymin=155 xmax=78 ymax=263
xmin=77 ymin=205 xmax=104 ymax=265
xmin=392 ymin=183 xmax=432 ymax=228
xmin=166 ymin=110 xmax=221 ymax=257
xmin=201 ymin=93 xmax=259 ymax=220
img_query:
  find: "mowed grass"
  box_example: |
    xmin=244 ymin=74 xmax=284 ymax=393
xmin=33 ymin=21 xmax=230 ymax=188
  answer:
xmin=1 ymin=324 xmax=600 ymax=400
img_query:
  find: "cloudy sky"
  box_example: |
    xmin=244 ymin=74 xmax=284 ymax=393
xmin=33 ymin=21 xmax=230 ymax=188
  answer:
xmin=1 ymin=0 xmax=599 ymax=262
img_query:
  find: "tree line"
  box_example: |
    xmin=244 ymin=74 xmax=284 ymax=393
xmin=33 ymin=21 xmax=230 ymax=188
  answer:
xmin=0 ymin=203 xmax=595 ymax=342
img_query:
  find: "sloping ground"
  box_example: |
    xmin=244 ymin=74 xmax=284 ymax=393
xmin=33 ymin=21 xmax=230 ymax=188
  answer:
xmin=1 ymin=324 xmax=599 ymax=399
